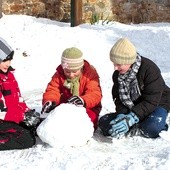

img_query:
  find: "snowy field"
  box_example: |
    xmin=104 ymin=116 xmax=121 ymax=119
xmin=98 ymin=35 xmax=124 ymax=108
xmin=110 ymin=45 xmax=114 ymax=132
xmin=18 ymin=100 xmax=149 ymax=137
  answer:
xmin=0 ymin=14 xmax=170 ymax=170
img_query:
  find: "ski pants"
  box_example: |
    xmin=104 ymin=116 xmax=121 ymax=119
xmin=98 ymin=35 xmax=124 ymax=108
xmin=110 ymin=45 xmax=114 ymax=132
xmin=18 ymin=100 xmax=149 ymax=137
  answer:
xmin=86 ymin=108 xmax=99 ymax=130
xmin=0 ymin=120 xmax=36 ymax=151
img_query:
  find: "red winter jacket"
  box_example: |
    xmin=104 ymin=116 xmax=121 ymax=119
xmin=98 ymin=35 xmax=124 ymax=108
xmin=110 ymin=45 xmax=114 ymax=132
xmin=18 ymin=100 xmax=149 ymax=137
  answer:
xmin=0 ymin=67 xmax=29 ymax=123
xmin=42 ymin=60 xmax=102 ymax=115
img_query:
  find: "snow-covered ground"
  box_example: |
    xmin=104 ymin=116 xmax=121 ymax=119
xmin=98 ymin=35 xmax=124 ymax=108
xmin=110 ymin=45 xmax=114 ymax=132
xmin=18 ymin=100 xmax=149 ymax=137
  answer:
xmin=0 ymin=14 xmax=170 ymax=170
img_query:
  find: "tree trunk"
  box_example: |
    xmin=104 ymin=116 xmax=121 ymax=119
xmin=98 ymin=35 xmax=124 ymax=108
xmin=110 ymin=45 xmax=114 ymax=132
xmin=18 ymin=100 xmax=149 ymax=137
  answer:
xmin=71 ymin=0 xmax=82 ymax=27
xmin=0 ymin=0 xmax=2 ymax=18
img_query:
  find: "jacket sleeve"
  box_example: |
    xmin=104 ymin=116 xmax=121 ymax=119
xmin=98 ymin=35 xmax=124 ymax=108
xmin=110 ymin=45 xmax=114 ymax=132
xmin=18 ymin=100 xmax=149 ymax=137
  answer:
xmin=131 ymin=62 xmax=165 ymax=120
xmin=0 ymin=86 xmax=4 ymax=110
xmin=80 ymin=66 xmax=102 ymax=109
xmin=42 ymin=72 xmax=62 ymax=105
xmin=112 ymin=71 xmax=129 ymax=114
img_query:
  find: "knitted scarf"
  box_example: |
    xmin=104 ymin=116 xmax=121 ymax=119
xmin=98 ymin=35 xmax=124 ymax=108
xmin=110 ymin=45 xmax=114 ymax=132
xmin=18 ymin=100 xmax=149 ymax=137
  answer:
xmin=64 ymin=76 xmax=80 ymax=96
xmin=118 ymin=55 xmax=141 ymax=109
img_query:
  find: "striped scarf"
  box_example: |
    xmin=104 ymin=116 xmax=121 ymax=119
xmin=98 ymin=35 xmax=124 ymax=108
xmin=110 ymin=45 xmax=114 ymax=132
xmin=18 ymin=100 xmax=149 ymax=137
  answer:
xmin=118 ymin=55 xmax=141 ymax=109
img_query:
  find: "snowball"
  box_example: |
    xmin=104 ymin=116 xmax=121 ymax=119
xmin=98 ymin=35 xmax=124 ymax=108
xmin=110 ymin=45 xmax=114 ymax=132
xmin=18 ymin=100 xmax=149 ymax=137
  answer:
xmin=37 ymin=103 xmax=94 ymax=147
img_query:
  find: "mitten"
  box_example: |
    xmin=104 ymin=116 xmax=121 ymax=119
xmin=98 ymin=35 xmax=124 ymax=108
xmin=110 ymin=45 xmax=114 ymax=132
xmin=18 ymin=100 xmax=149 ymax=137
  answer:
xmin=41 ymin=101 xmax=57 ymax=114
xmin=67 ymin=96 xmax=84 ymax=107
xmin=109 ymin=112 xmax=139 ymax=138
xmin=23 ymin=109 xmax=40 ymax=127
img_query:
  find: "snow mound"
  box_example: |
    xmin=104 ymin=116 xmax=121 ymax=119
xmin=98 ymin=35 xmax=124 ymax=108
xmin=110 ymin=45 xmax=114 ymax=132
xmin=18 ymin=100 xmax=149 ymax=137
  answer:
xmin=37 ymin=103 xmax=94 ymax=147
xmin=159 ymin=130 xmax=170 ymax=141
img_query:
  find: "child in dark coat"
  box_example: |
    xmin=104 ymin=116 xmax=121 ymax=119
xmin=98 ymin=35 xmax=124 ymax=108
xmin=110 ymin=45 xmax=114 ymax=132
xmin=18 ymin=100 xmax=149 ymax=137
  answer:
xmin=99 ymin=38 xmax=170 ymax=139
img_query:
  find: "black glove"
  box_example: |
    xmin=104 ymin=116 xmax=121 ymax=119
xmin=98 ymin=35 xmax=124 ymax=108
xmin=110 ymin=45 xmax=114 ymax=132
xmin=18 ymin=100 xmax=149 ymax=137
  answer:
xmin=41 ymin=101 xmax=57 ymax=114
xmin=23 ymin=109 xmax=40 ymax=127
xmin=67 ymin=96 xmax=84 ymax=107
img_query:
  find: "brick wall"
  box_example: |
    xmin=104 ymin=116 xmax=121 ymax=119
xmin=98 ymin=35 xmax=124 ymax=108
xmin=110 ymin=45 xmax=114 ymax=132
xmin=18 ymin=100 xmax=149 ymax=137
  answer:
xmin=110 ymin=0 xmax=170 ymax=23
xmin=1 ymin=0 xmax=170 ymax=24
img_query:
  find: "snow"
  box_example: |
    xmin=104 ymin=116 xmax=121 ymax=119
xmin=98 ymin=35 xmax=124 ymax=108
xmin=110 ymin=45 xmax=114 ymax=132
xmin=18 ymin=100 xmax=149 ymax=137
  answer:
xmin=0 ymin=14 xmax=170 ymax=170
xmin=37 ymin=103 xmax=94 ymax=147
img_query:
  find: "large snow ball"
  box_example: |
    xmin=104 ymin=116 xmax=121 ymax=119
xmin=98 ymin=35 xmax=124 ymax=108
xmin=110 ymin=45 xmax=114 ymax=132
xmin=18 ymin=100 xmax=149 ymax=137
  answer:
xmin=37 ymin=103 xmax=94 ymax=147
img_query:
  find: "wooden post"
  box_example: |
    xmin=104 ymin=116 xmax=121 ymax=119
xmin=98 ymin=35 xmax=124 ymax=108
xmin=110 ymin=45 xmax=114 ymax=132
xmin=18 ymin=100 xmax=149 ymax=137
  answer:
xmin=0 ymin=0 xmax=2 ymax=18
xmin=71 ymin=0 xmax=82 ymax=27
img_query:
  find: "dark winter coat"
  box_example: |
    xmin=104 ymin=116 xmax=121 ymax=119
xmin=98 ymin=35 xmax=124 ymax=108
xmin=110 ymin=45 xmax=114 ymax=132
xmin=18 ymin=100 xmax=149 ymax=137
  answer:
xmin=42 ymin=60 xmax=102 ymax=115
xmin=112 ymin=56 xmax=170 ymax=121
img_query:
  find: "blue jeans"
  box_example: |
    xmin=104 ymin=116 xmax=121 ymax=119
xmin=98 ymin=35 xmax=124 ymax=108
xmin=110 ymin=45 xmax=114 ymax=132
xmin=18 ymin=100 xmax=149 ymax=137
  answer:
xmin=139 ymin=106 xmax=168 ymax=138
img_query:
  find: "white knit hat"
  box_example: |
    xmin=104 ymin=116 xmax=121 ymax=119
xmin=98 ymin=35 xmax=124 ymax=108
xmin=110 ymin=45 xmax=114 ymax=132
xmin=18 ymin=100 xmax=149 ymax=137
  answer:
xmin=110 ymin=38 xmax=137 ymax=64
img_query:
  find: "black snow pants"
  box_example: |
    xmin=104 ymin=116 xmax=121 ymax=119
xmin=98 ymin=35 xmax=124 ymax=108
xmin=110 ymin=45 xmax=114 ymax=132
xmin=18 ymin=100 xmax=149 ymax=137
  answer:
xmin=0 ymin=120 xmax=36 ymax=151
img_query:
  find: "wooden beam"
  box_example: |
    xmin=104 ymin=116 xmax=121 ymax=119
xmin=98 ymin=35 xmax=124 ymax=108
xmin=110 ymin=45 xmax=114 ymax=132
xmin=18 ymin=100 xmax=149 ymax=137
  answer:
xmin=0 ymin=0 xmax=2 ymax=18
xmin=71 ymin=0 xmax=82 ymax=27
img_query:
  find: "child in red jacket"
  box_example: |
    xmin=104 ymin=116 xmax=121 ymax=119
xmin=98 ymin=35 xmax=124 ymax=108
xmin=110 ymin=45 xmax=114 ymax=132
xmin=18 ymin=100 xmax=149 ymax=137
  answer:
xmin=0 ymin=37 xmax=40 ymax=150
xmin=41 ymin=47 xmax=102 ymax=129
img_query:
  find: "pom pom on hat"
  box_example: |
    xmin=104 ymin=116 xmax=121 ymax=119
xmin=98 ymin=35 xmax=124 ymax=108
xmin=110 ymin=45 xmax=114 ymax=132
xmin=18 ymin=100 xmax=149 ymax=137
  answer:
xmin=61 ymin=47 xmax=84 ymax=70
xmin=110 ymin=38 xmax=137 ymax=64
